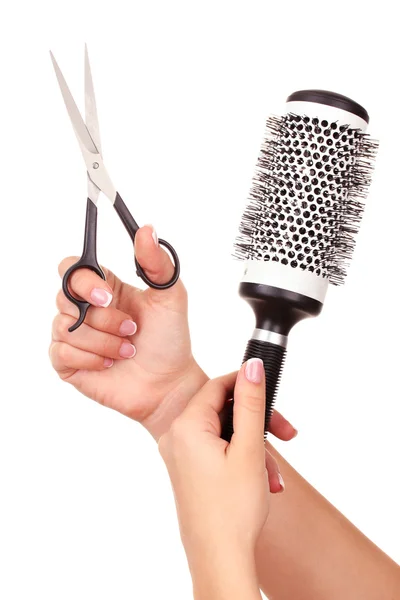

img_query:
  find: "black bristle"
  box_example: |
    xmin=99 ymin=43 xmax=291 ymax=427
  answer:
xmin=234 ymin=114 xmax=379 ymax=285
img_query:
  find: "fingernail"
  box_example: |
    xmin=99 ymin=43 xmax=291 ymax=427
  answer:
xmin=277 ymin=473 xmax=285 ymax=492
xmin=145 ymin=224 xmax=158 ymax=246
xmin=293 ymin=428 xmax=299 ymax=438
xmin=245 ymin=358 xmax=264 ymax=384
xmin=119 ymin=320 xmax=137 ymax=336
xmin=104 ymin=358 xmax=114 ymax=368
xmin=90 ymin=288 xmax=112 ymax=307
xmin=119 ymin=342 xmax=136 ymax=358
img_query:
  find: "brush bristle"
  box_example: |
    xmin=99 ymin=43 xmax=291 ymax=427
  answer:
xmin=234 ymin=113 xmax=378 ymax=285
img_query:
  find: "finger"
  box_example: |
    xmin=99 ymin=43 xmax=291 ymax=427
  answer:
xmin=179 ymin=372 xmax=237 ymax=436
xmin=56 ymin=289 xmax=138 ymax=337
xmin=186 ymin=371 xmax=237 ymax=415
xmin=265 ymin=450 xmax=285 ymax=494
xmin=231 ymin=358 xmax=266 ymax=456
xmin=49 ymin=341 xmax=114 ymax=374
xmin=269 ymin=410 xmax=298 ymax=441
xmin=134 ymin=225 xmax=176 ymax=286
xmin=58 ymin=257 xmax=114 ymax=308
xmin=52 ymin=314 xmax=136 ymax=360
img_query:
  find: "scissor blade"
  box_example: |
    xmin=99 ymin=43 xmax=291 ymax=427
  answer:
xmin=84 ymin=45 xmax=102 ymax=156
xmin=50 ymin=51 xmax=99 ymax=156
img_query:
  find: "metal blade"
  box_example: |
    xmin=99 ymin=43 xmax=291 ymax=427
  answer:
xmin=50 ymin=51 xmax=99 ymax=156
xmin=87 ymin=173 xmax=101 ymax=204
xmin=84 ymin=44 xmax=102 ymax=156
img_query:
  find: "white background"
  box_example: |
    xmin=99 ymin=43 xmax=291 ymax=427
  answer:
xmin=1 ymin=1 xmax=399 ymax=598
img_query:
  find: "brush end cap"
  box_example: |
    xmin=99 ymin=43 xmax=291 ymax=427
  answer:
xmin=286 ymin=89 xmax=369 ymax=124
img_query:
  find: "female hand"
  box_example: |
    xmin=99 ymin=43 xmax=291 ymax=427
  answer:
xmin=158 ymin=359 xmax=271 ymax=599
xmin=49 ymin=224 xmax=297 ymax=449
xmin=49 ymin=225 xmax=207 ymax=439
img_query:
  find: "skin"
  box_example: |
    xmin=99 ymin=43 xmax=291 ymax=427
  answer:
xmin=50 ymin=226 xmax=202 ymax=429
xmin=159 ymin=362 xmax=269 ymax=600
xmin=257 ymin=445 xmax=400 ymax=600
xmin=50 ymin=225 xmax=294 ymax=492
xmin=50 ymin=227 xmax=400 ymax=599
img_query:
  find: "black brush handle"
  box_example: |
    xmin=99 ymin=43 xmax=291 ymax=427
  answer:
xmin=221 ymin=339 xmax=286 ymax=442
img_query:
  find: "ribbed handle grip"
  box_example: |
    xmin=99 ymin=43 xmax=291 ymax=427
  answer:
xmin=221 ymin=339 xmax=286 ymax=441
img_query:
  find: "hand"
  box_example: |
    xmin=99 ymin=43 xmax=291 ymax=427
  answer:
xmin=49 ymin=224 xmax=298 ymax=448
xmin=49 ymin=225 xmax=207 ymax=439
xmin=158 ymin=358 xmax=272 ymax=600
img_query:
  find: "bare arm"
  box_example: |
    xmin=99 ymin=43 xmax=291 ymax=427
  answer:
xmin=256 ymin=444 xmax=400 ymax=600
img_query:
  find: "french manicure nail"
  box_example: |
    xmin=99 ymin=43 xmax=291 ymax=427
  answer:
xmin=119 ymin=342 xmax=136 ymax=359
xmin=90 ymin=288 xmax=113 ymax=307
xmin=278 ymin=473 xmax=285 ymax=492
xmin=119 ymin=320 xmax=137 ymax=336
xmin=245 ymin=358 xmax=264 ymax=384
xmin=104 ymin=358 xmax=114 ymax=368
xmin=149 ymin=225 xmax=158 ymax=246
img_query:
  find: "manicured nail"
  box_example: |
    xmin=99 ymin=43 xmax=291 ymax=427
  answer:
xmin=277 ymin=473 xmax=285 ymax=492
xmin=145 ymin=224 xmax=158 ymax=246
xmin=245 ymin=358 xmax=264 ymax=384
xmin=119 ymin=342 xmax=136 ymax=358
xmin=104 ymin=358 xmax=114 ymax=368
xmin=119 ymin=320 xmax=137 ymax=336
xmin=90 ymin=288 xmax=112 ymax=307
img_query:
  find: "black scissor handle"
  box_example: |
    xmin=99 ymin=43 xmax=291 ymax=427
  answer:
xmin=62 ymin=260 xmax=106 ymax=332
xmin=135 ymin=238 xmax=180 ymax=290
xmin=114 ymin=192 xmax=180 ymax=290
xmin=62 ymin=198 xmax=106 ymax=333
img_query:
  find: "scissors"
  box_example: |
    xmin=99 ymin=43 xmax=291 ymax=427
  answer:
xmin=50 ymin=47 xmax=180 ymax=332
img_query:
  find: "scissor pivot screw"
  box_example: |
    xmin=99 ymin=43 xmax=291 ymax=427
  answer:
xmin=92 ymin=162 xmax=99 ymax=169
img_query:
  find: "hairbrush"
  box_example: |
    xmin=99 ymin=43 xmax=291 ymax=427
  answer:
xmin=221 ymin=90 xmax=378 ymax=441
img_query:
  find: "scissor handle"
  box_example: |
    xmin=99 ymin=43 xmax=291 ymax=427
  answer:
xmin=62 ymin=198 xmax=106 ymax=333
xmin=114 ymin=193 xmax=180 ymax=289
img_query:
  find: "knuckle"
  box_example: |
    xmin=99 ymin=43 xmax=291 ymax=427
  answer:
xmin=58 ymin=256 xmax=77 ymax=277
xmin=52 ymin=314 xmax=72 ymax=340
xmin=55 ymin=289 xmax=64 ymax=310
xmin=56 ymin=342 xmax=70 ymax=363
xmin=55 ymin=289 xmax=70 ymax=313
xmin=204 ymin=378 xmax=222 ymax=395
xmin=101 ymin=311 xmax=116 ymax=333
xmin=69 ymin=269 xmax=88 ymax=294
xmin=242 ymin=393 xmax=264 ymax=414
xmin=48 ymin=341 xmax=57 ymax=363
xmin=101 ymin=335 xmax=118 ymax=358
xmin=49 ymin=341 xmax=69 ymax=367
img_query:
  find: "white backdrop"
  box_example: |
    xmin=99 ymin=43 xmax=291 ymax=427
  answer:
xmin=1 ymin=1 xmax=399 ymax=598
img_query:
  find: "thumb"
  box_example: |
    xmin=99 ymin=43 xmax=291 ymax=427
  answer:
xmin=134 ymin=225 xmax=176 ymax=285
xmin=232 ymin=358 xmax=266 ymax=455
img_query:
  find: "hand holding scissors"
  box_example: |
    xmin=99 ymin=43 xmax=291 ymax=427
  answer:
xmin=51 ymin=47 xmax=180 ymax=332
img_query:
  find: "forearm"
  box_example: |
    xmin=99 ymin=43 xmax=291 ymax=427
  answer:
xmin=256 ymin=444 xmax=400 ymax=600
xmin=144 ymin=363 xmax=399 ymax=598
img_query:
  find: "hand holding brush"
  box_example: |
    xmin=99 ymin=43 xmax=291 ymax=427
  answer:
xmin=222 ymin=90 xmax=378 ymax=441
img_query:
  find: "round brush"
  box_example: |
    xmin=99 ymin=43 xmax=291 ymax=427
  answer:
xmin=221 ymin=90 xmax=378 ymax=441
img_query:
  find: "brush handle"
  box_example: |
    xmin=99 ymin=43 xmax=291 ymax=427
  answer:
xmin=221 ymin=339 xmax=286 ymax=442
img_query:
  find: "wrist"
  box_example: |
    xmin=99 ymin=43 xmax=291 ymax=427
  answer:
xmin=142 ymin=360 xmax=209 ymax=440
xmin=189 ymin=544 xmax=261 ymax=600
